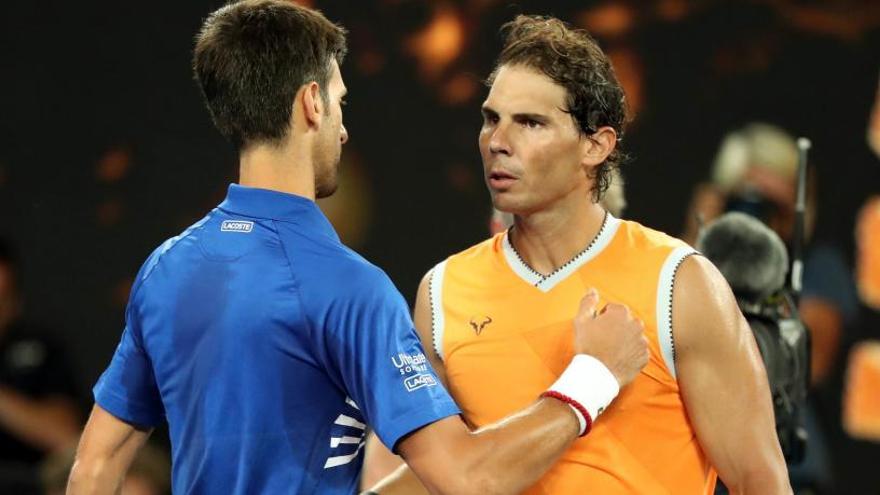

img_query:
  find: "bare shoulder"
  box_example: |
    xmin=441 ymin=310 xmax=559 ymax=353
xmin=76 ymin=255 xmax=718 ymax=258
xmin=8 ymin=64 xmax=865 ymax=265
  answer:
xmin=672 ymin=255 xmax=745 ymax=352
xmin=413 ymin=267 xmax=447 ymax=382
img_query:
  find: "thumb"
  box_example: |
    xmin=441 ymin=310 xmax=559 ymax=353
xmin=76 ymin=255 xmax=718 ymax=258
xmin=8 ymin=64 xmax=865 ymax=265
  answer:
xmin=578 ymin=288 xmax=600 ymax=318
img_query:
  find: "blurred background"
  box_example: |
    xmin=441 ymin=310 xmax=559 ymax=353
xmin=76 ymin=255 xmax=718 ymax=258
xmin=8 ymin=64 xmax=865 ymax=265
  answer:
xmin=2 ymin=0 xmax=880 ymax=493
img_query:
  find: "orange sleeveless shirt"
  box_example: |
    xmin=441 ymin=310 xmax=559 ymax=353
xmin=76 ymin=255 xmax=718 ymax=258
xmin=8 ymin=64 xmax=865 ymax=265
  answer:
xmin=428 ymin=215 xmax=717 ymax=494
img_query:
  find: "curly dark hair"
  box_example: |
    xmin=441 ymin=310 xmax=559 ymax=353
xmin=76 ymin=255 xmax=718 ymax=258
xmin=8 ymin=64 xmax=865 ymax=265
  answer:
xmin=489 ymin=15 xmax=629 ymax=201
xmin=193 ymin=0 xmax=347 ymax=149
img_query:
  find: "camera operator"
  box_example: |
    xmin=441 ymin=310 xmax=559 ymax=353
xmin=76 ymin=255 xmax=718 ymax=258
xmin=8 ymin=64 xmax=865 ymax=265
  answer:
xmin=685 ymin=123 xmax=859 ymax=493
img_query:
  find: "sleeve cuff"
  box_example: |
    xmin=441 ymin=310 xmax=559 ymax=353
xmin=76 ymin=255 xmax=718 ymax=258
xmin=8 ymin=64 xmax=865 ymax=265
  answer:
xmin=93 ymin=385 xmax=164 ymax=427
xmin=381 ymin=401 xmax=461 ymax=454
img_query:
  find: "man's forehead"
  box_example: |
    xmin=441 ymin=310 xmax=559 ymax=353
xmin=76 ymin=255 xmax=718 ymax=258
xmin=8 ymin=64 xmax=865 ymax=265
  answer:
xmin=484 ymin=65 xmax=567 ymax=112
xmin=329 ymin=61 xmax=346 ymax=91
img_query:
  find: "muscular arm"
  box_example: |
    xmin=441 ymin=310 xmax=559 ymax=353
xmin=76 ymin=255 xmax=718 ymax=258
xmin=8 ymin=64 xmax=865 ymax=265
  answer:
xmin=0 ymin=387 xmax=79 ymax=452
xmin=674 ymin=256 xmax=791 ymax=495
xmin=66 ymin=405 xmax=152 ymax=495
xmin=397 ymin=398 xmax=578 ymax=495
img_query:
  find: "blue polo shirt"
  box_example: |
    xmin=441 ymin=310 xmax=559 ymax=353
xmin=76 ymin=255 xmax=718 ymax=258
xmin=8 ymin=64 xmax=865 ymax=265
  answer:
xmin=94 ymin=184 xmax=459 ymax=494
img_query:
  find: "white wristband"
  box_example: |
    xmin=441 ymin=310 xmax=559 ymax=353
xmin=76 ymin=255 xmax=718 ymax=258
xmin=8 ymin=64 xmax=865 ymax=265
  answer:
xmin=545 ymin=354 xmax=620 ymax=433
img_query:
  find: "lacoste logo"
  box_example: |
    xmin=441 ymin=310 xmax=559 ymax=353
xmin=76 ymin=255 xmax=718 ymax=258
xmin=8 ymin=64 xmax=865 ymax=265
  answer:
xmin=404 ymin=373 xmax=437 ymax=392
xmin=469 ymin=315 xmax=493 ymax=335
xmin=221 ymin=220 xmax=254 ymax=233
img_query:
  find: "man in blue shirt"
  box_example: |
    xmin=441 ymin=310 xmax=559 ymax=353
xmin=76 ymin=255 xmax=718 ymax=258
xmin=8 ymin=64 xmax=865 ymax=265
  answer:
xmin=67 ymin=2 xmax=649 ymax=494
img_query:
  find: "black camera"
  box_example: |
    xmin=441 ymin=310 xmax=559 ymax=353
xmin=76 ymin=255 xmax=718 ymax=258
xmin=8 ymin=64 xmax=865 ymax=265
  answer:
xmin=697 ymin=212 xmax=810 ymax=463
xmin=738 ymin=291 xmax=810 ymax=462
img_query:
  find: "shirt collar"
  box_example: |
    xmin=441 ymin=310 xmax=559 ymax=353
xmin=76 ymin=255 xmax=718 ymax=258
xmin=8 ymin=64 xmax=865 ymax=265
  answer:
xmin=218 ymin=184 xmax=338 ymax=239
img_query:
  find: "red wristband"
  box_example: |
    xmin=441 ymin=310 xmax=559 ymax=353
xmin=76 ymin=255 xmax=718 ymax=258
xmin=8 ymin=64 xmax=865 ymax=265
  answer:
xmin=541 ymin=390 xmax=594 ymax=436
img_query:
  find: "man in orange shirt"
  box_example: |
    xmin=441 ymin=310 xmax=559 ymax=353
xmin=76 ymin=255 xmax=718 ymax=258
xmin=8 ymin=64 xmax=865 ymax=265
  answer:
xmin=364 ymin=15 xmax=790 ymax=494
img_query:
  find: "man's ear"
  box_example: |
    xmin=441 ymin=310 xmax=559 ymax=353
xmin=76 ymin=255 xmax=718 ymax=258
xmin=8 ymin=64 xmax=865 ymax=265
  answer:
xmin=581 ymin=126 xmax=617 ymax=169
xmin=300 ymin=81 xmax=324 ymax=129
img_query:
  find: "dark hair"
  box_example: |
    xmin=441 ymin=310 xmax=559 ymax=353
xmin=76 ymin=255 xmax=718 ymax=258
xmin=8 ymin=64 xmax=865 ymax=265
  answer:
xmin=193 ymin=0 xmax=348 ymax=149
xmin=489 ymin=15 xmax=628 ymax=200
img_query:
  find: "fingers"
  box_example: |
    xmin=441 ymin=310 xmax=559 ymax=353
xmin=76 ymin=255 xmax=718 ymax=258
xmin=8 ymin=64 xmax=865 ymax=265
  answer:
xmin=602 ymin=302 xmax=631 ymax=320
xmin=575 ymin=289 xmax=599 ymax=324
xmin=578 ymin=288 xmax=600 ymax=320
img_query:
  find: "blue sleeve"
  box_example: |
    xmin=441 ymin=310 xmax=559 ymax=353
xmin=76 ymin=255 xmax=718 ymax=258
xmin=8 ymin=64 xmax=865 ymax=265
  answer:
xmin=93 ymin=288 xmax=164 ymax=427
xmin=321 ymin=267 xmax=460 ymax=451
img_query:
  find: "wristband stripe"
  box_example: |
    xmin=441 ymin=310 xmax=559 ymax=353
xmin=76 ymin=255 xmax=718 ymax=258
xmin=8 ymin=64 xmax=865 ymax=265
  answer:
xmin=542 ymin=390 xmax=594 ymax=436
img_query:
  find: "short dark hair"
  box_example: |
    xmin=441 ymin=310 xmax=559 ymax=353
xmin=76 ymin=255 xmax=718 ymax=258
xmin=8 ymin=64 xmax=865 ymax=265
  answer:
xmin=193 ymin=0 xmax=348 ymax=149
xmin=489 ymin=15 xmax=628 ymax=200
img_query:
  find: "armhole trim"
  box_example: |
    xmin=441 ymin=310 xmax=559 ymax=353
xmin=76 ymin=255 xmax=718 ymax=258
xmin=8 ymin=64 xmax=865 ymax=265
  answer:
xmin=656 ymin=247 xmax=698 ymax=380
xmin=429 ymin=261 xmax=448 ymax=362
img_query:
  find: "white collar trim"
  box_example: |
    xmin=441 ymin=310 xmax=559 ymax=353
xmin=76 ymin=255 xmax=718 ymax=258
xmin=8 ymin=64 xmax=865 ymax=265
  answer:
xmin=501 ymin=213 xmax=621 ymax=293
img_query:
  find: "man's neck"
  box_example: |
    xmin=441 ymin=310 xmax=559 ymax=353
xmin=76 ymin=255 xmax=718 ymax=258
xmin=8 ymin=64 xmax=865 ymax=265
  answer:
xmin=238 ymin=142 xmax=316 ymax=200
xmin=510 ymin=196 xmax=607 ymax=276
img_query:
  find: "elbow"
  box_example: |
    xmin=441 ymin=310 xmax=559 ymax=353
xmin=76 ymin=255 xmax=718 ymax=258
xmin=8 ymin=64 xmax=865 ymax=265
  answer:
xmin=66 ymin=457 xmax=115 ymax=494
xmin=724 ymin=465 xmax=792 ymax=495
xmin=432 ymin=469 xmax=510 ymax=495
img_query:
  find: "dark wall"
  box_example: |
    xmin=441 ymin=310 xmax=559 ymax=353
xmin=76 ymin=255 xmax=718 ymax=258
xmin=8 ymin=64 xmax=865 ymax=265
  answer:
xmin=2 ymin=0 xmax=878 ymax=441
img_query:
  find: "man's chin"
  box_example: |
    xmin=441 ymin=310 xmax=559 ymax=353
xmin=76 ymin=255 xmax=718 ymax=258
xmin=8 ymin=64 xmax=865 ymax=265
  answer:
xmin=491 ymin=194 xmax=522 ymax=215
xmin=315 ymin=182 xmax=338 ymax=199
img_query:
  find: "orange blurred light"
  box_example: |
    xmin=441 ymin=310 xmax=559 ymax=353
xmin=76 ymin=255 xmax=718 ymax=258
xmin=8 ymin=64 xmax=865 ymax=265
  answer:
xmin=607 ymin=47 xmax=643 ymax=121
xmin=96 ymin=147 xmax=132 ymax=183
xmin=869 ymin=80 xmax=880 ymax=158
xmin=843 ymin=341 xmax=880 ymax=441
xmin=656 ymin=0 xmax=689 ymax=22
xmin=441 ymin=72 xmax=479 ymax=106
xmin=856 ymin=196 xmax=880 ymax=310
xmin=317 ymin=154 xmax=373 ymax=249
xmin=406 ymin=6 xmax=465 ymax=80
xmin=578 ymin=2 xmax=636 ymax=39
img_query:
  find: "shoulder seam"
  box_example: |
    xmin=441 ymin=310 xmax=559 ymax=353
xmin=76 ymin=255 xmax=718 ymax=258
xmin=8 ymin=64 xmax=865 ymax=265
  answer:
xmin=656 ymin=246 xmax=699 ymax=380
xmin=271 ymin=220 xmax=317 ymax=340
xmin=136 ymin=214 xmax=213 ymax=298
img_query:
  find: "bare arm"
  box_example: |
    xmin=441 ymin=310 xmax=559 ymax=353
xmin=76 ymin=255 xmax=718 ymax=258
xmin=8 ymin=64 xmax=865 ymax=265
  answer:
xmin=66 ymin=405 xmax=152 ymax=495
xmin=396 ymin=398 xmax=578 ymax=495
xmin=368 ymin=272 xmax=648 ymax=495
xmin=0 ymin=387 xmax=79 ymax=452
xmin=674 ymin=256 xmax=791 ymax=495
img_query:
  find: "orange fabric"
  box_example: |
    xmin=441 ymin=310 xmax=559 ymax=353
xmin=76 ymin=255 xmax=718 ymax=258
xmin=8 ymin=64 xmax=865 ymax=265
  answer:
xmin=437 ymin=220 xmax=716 ymax=494
xmin=843 ymin=340 xmax=880 ymax=441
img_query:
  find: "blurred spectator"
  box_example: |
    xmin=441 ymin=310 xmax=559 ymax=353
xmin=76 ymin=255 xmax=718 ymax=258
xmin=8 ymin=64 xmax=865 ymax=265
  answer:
xmin=683 ymin=123 xmax=860 ymax=493
xmin=0 ymin=239 xmax=80 ymax=494
xmin=42 ymin=441 xmax=170 ymax=495
xmin=684 ymin=122 xmax=859 ymax=386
